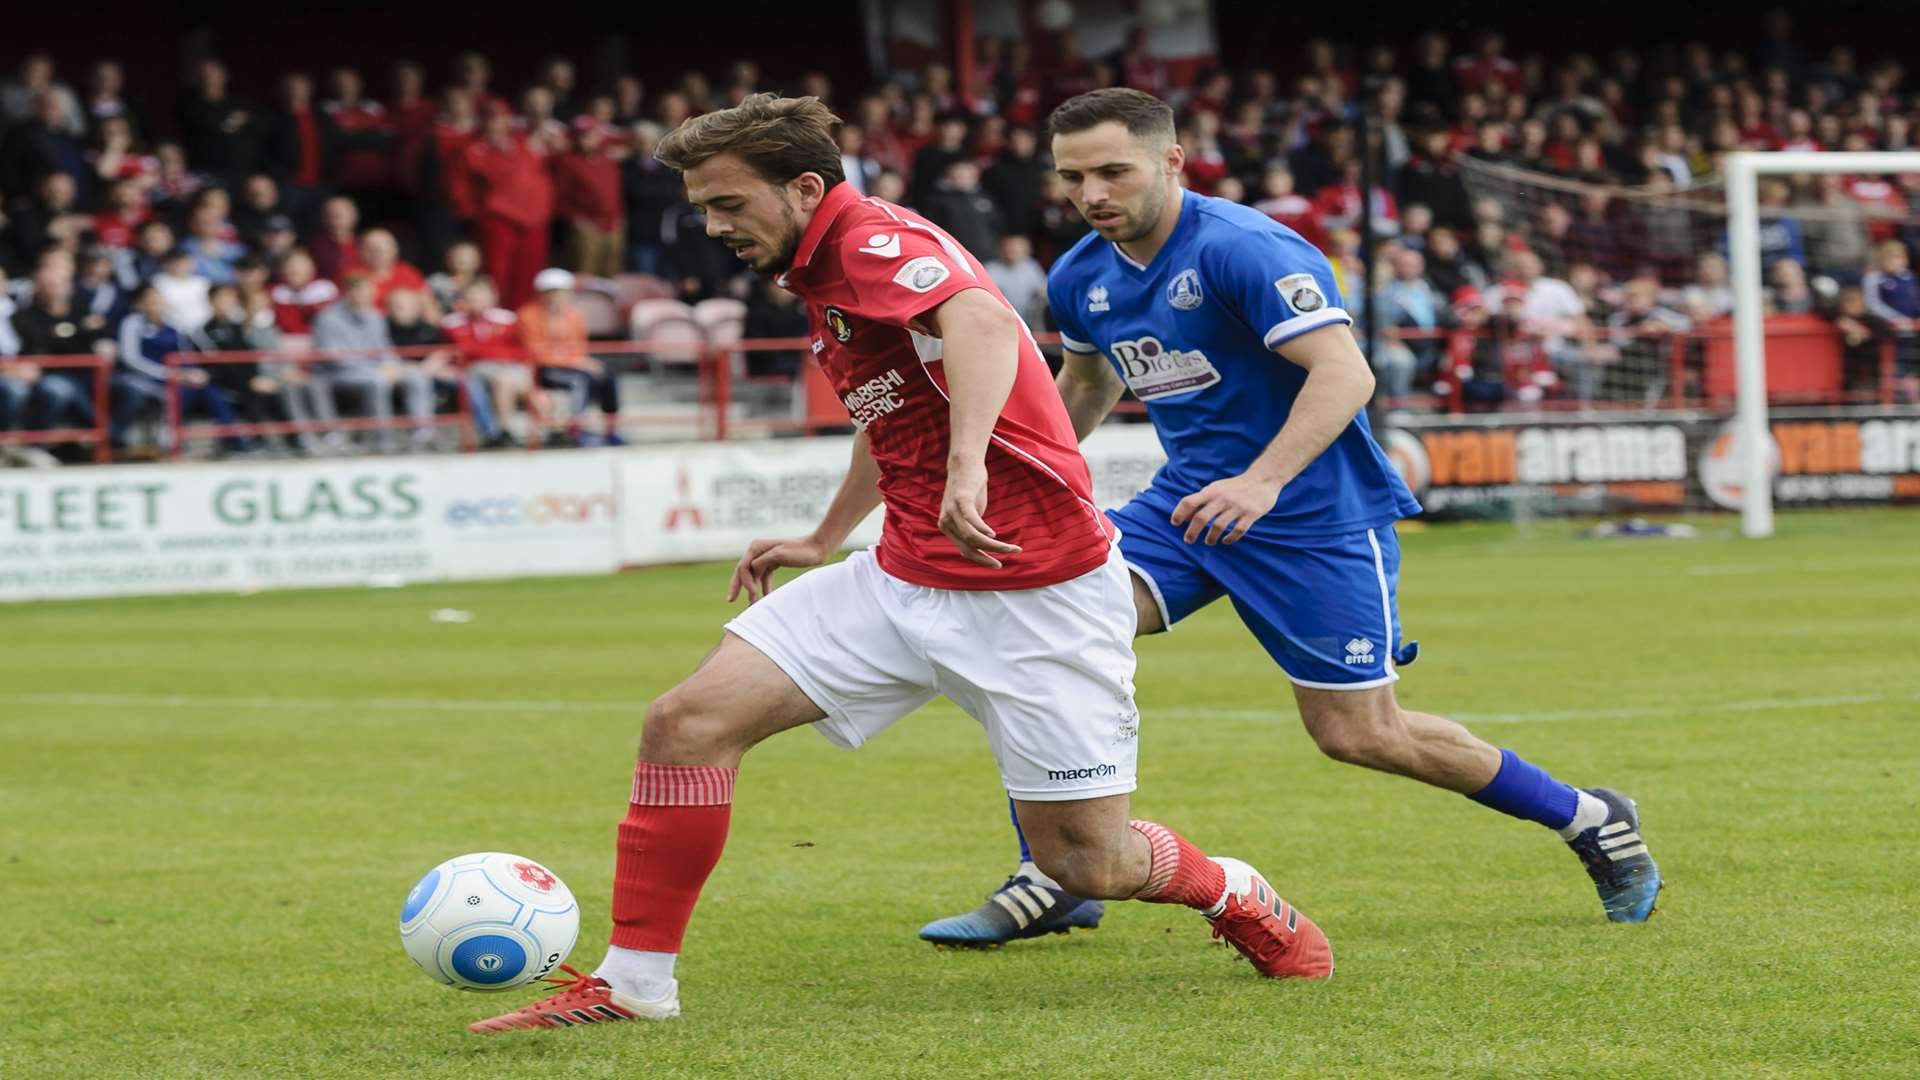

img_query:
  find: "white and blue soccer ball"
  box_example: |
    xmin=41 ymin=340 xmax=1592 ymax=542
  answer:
xmin=399 ymin=852 xmax=580 ymax=992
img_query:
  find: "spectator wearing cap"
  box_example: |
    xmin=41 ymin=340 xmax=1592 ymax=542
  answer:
xmin=553 ymin=125 xmax=626 ymax=280
xmin=358 ymin=228 xmax=431 ymax=315
xmin=517 ymin=268 xmax=621 ymax=445
xmin=461 ymin=102 xmax=554 ymax=309
xmin=308 ymin=272 xmax=435 ymax=452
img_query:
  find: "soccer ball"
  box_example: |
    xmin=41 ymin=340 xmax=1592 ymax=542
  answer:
xmin=399 ymin=852 xmax=580 ymax=992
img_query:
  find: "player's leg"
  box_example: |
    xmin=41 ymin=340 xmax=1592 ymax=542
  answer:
xmin=472 ymin=552 xmax=938 ymax=1032
xmin=1216 ymin=525 xmax=1660 ymax=922
xmin=917 ymin=503 xmax=1217 ymax=948
xmin=934 ymin=547 xmax=1330 ymax=977
xmin=1007 ymin=793 xmax=1325 ymax=978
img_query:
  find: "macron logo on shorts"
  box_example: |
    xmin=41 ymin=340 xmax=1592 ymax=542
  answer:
xmin=1047 ymin=763 xmax=1118 ymax=782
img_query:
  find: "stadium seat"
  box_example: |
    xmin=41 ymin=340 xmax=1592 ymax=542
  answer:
xmin=574 ymin=290 xmax=625 ymax=339
xmin=630 ymin=299 xmax=707 ymax=365
xmin=611 ymin=273 xmax=675 ymax=310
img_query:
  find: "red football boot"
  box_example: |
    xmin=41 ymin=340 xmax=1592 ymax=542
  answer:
xmin=1205 ymin=857 xmax=1334 ymax=980
xmin=468 ymin=963 xmax=679 ymax=1033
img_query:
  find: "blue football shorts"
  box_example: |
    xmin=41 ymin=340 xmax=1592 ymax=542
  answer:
xmin=1108 ymin=498 xmax=1418 ymax=690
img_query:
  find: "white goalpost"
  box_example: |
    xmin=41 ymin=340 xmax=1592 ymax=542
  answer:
xmin=1725 ymin=150 xmax=1920 ymax=538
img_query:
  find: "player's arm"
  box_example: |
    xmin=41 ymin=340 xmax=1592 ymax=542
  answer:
xmin=728 ymin=431 xmax=882 ymax=604
xmin=1055 ymin=349 xmax=1126 ymax=442
xmin=1174 ymin=324 xmax=1374 ymax=544
xmin=923 ymin=287 xmax=1023 ymax=569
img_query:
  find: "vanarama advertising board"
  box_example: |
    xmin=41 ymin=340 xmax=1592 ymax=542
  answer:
xmin=1387 ymin=406 xmax=1920 ymax=515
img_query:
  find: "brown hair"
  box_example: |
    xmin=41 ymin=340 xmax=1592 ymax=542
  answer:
xmin=1047 ymin=88 xmax=1176 ymax=145
xmin=654 ymin=93 xmax=845 ymax=188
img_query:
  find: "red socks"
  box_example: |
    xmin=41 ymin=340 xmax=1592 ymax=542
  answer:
xmin=609 ymin=763 xmax=737 ymax=953
xmin=1127 ymin=819 xmax=1227 ymax=911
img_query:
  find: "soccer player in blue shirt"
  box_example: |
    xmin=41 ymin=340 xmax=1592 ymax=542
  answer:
xmin=919 ymin=89 xmax=1659 ymax=948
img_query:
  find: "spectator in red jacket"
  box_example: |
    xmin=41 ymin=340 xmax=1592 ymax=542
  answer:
xmin=306 ymin=195 xmax=361 ymax=283
xmin=460 ymin=102 xmax=554 ymax=308
xmin=358 ymin=228 xmax=431 ymax=315
xmin=440 ymin=276 xmax=530 ymax=443
xmin=553 ymin=125 xmax=626 ymax=279
xmin=269 ymin=248 xmax=339 ymax=334
xmin=91 ymin=176 xmax=151 ymax=251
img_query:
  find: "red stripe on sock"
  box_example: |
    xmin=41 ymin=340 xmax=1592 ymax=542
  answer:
xmin=1127 ymin=819 xmax=1227 ymax=912
xmin=609 ymin=762 xmax=736 ymax=952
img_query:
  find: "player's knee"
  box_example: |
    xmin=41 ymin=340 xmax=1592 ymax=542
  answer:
xmin=640 ymin=688 xmax=733 ymax=763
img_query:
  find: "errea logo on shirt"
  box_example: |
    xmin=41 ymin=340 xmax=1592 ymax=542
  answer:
xmin=1088 ymin=285 xmax=1110 ymax=312
xmin=1108 ymin=336 xmax=1222 ymax=401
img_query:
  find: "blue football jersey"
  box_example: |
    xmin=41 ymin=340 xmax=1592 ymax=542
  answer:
xmin=1048 ymin=191 xmax=1421 ymax=538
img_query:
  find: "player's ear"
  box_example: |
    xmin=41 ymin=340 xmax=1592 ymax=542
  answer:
xmin=1162 ymin=139 xmax=1185 ymax=178
xmin=790 ymin=171 xmax=827 ymax=212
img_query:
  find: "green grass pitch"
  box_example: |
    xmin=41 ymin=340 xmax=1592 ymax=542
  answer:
xmin=4 ymin=510 xmax=1918 ymax=1078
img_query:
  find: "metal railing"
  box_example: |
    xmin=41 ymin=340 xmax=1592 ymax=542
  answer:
xmin=2 ymin=322 xmax=1907 ymax=463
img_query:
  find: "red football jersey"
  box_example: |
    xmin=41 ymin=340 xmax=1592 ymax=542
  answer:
xmin=779 ymin=183 xmax=1113 ymax=591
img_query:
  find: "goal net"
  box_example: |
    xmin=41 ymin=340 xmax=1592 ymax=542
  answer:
xmin=1374 ymin=153 xmax=1920 ymax=527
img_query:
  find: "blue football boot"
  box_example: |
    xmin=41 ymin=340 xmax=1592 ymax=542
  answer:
xmin=1565 ymin=788 xmax=1661 ymax=922
xmin=918 ymin=875 xmax=1104 ymax=948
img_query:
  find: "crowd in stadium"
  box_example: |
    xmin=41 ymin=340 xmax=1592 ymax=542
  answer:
xmin=3 ymin=10 xmax=1918 ymax=458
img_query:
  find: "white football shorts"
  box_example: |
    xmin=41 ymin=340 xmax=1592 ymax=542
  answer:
xmin=724 ymin=545 xmax=1140 ymax=801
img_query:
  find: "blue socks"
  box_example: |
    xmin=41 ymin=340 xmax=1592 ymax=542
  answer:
xmin=1468 ymin=748 xmax=1579 ymax=829
xmin=1008 ymin=795 xmax=1033 ymax=863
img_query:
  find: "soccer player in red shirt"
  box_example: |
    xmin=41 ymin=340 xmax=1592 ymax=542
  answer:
xmin=468 ymin=94 xmax=1331 ymax=1035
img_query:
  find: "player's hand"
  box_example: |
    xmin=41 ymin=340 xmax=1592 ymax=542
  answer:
xmin=939 ymin=459 xmax=1020 ymax=569
xmin=1172 ymin=472 xmax=1285 ymax=545
xmin=727 ymin=535 xmax=831 ymax=605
